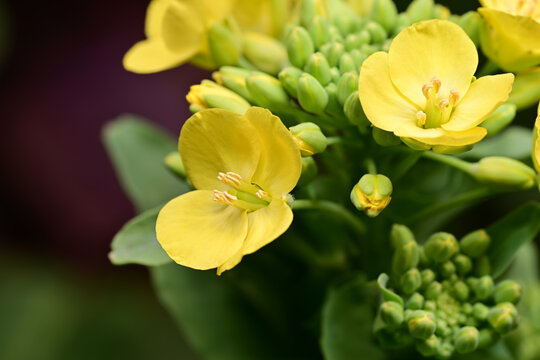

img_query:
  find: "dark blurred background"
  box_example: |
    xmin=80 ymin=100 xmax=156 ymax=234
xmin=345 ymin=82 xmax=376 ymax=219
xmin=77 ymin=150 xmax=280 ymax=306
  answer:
xmin=0 ymin=0 xmax=519 ymax=359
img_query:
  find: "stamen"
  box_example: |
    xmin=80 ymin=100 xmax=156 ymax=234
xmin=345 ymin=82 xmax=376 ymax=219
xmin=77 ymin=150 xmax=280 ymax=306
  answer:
xmin=416 ymin=111 xmax=427 ymax=127
xmin=422 ymin=83 xmax=434 ymax=99
xmin=213 ymin=190 xmax=237 ymax=205
xmin=431 ymin=77 xmax=441 ymax=93
xmin=449 ymin=89 xmax=460 ymax=106
xmin=256 ymin=190 xmax=268 ymax=200
xmin=217 ymin=171 xmax=242 ymax=186
xmin=438 ymin=99 xmax=449 ymax=111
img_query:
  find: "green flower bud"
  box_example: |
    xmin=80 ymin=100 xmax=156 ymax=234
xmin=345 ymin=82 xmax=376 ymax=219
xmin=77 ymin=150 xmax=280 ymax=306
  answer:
xmin=462 ymin=303 xmax=473 ymax=315
xmin=298 ymin=156 xmax=318 ymax=187
xmin=494 ymin=280 xmax=522 ymax=304
xmin=407 ymin=292 xmax=424 ymax=310
xmin=457 ymin=11 xmax=480 ymax=46
xmin=473 ymin=275 xmax=494 ymax=300
xmin=454 ymin=326 xmax=479 ymax=354
xmin=243 ymin=32 xmax=288 ymax=75
xmin=401 ymin=268 xmax=422 ymax=295
xmin=246 ymin=73 xmax=290 ymax=108
xmin=487 ymin=302 xmax=519 ymax=334
xmin=213 ymin=66 xmax=253 ymax=102
xmin=439 ymin=261 xmax=456 ymax=278
xmin=380 ymin=301 xmax=404 ymax=327
xmin=475 ymin=256 xmax=491 ymax=277
xmin=324 ymin=83 xmax=345 ymax=119
xmin=425 ymin=300 xmax=437 ymax=312
xmin=460 ymin=229 xmax=490 ymax=258
xmin=344 ymin=34 xmax=361 ymax=51
xmin=392 ymin=241 xmax=420 ymax=280
xmin=454 ymin=254 xmax=473 ymax=275
xmin=480 ymin=103 xmax=516 ymax=137
xmin=349 ymin=49 xmax=367 ymax=69
xmin=436 ymin=341 xmax=454 ymax=359
xmin=473 ymin=156 xmax=536 ymax=190
xmin=320 ymin=42 xmax=345 ymax=67
xmin=339 ymin=53 xmax=357 ymax=74
xmin=436 ymin=319 xmax=451 ymax=337
xmin=344 ymin=91 xmax=369 ymax=127
xmin=472 ymin=303 xmax=490 ymax=321
xmin=407 ymin=310 xmax=437 ymax=340
xmin=407 ymin=0 xmax=434 ymax=24
xmin=364 ymin=21 xmax=387 ymax=44
xmin=372 ymin=127 xmax=401 ymax=147
xmin=287 ymin=26 xmax=314 ymax=68
xmin=416 ymin=335 xmax=440 ymax=357
xmin=300 ymin=0 xmax=327 ymax=27
xmin=432 ymin=4 xmax=451 ymax=20
xmin=507 ymin=67 xmax=540 ymax=110
xmin=330 ymin=67 xmax=341 ymax=83
xmin=305 ymin=52 xmax=332 ymax=85
xmin=337 ymin=72 xmax=359 ymax=106
xmin=390 ymin=224 xmax=416 ymax=249
xmin=350 ymin=174 xmax=393 ymax=217
xmin=164 ymin=152 xmax=186 ymax=179
xmin=425 ymin=281 xmax=442 ymax=300
xmin=453 ymin=281 xmax=470 ymax=302
xmin=393 ymin=13 xmax=411 ymax=35
xmin=369 ymin=0 xmax=398 ymax=33
xmin=297 ymin=73 xmax=329 ymax=114
xmin=208 ymin=23 xmax=242 ymax=66
xmin=186 ymin=80 xmax=251 ymax=114
xmin=420 ymin=269 xmax=436 ymax=289
xmin=424 ymin=232 xmax=459 ymax=263
xmin=278 ymin=67 xmax=303 ymax=98
xmin=308 ymin=16 xmax=331 ymax=49
xmin=333 ymin=13 xmax=361 ymax=37
xmin=289 ymin=122 xmax=328 ymax=156
xmin=328 ymin=25 xmax=344 ymax=43
xmin=477 ymin=328 xmax=498 ymax=349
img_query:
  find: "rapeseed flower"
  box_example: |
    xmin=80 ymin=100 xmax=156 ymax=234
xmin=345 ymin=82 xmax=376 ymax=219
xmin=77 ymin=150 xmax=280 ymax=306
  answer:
xmin=534 ymin=102 xmax=540 ymax=172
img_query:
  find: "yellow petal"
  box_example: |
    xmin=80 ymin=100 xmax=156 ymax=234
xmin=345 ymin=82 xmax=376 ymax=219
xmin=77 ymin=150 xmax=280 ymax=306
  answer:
xmin=123 ymin=39 xmax=194 ymax=74
xmin=145 ymin=0 xmax=171 ymax=38
xmin=179 ymin=109 xmax=261 ymax=191
xmin=156 ymin=190 xmax=248 ymax=270
xmin=241 ymin=199 xmax=293 ymax=255
xmin=216 ymin=249 xmax=243 ymax=275
xmin=161 ymin=0 xmax=206 ymax=53
xmin=395 ymin=124 xmax=487 ymax=146
xmin=197 ymin=0 xmax=235 ymax=28
xmin=442 ymin=74 xmax=514 ymax=132
xmin=388 ymin=20 xmax=478 ymax=108
xmin=233 ymin=0 xmax=275 ymax=35
xmin=534 ymin=103 xmax=540 ymax=172
xmin=358 ymin=52 xmax=419 ymax=132
xmin=245 ymin=107 xmax=302 ymax=195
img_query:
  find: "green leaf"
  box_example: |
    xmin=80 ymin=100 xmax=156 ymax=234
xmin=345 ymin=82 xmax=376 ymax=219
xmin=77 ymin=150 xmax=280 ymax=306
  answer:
xmin=320 ymin=276 xmax=385 ymax=360
xmin=462 ymin=126 xmax=533 ymax=161
xmin=377 ymin=273 xmax=403 ymax=306
xmin=102 ymin=115 xmax=189 ymax=213
xmin=151 ymin=264 xmax=287 ymax=360
xmin=109 ymin=207 xmax=172 ymax=266
xmin=486 ymin=202 xmax=540 ymax=278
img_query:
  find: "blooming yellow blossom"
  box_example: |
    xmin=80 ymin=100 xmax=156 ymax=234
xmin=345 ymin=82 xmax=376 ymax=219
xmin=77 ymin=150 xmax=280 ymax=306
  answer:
xmin=478 ymin=0 xmax=540 ymax=72
xmin=358 ymin=20 xmax=514 ymax=151
xmin=534 ymin=102 xmax=540 ymax=172
xmin=156 ymin=107 xmax=302 ymax=274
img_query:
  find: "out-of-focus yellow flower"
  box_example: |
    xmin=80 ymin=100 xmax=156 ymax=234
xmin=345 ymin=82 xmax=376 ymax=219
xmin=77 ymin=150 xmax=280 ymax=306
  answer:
xmin=478 ymin=0 xmax=540 ymax=72
xmin=358 ymin=20 xmax=514 ymax=151
xmin=156 ymin=107 xmax=302 ymax=274
xmin=534 ymin=102 xmax=540 ymax=172
xmin=124 ymin=0 xmax=293 ymax=74
xmin=186 ymin=80 xmax=250 ymax=114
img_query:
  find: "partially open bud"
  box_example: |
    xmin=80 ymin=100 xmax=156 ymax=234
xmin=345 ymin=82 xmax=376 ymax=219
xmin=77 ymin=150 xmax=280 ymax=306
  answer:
xmin=507 ymin=68 xmax=540 ymax=110
xmin=243 ymin=32 xmax=288 ymax=76
xmin=297 ymin=73 xmax=329 ymax=114
xmin=213 ymin=66 xmax=252 ymax=102
xmin=480 ymin=103 xmax=516 ymax=137
xmin=494 ymin=280 xmax=522 ymax=304
xmin=401 ymin=268 xmax=422 ymax=295
xmin=287 ymin=26 xmax=314 ymax=69
xmin=472 ymin=156 xmax=536 ymax=190
xmin=473 ymin=275 xmax=494 ymax=301
xmin=289 ymin=122 xmax=328 ymax=156
xmin=424 ymin=232 xmax=459 ymax=263
xmin=370 ymin=0 xmax=398 ymax=33
xmin=407 ymin=310 xmax=437 ymax=340
xmin=454 ymin=326 xmax=479 ymax=354
xmin=487 ymin=303 xmax=519 ymax=334
xmin=380 ymin=301 xmax=404 ymax=328
xmin=246 ymin=72 xmax=290 ymax=108
xmin=350 ymin=174 xmax=393 ymax=217
xmin=164 ymin=152 xmax=186 ymax=179
xmin=460 ymin=230 xmax=490 ymax=258
xmin=416 ymin=334 xmax=439 ymax=357
xmin=278 ymin=67 xmax=303 ymax=98
xmin=337 ymin=72 xmax=359 ymax=106
xmin=305 ymin=52 xmax=332 ymax=85
xmin=186 ymin=80 xmax=250 ymax=114
xmin=208 ymin=23 xmax=242 ymax=67
xmin=298 ymin=156 xmax=318 ymax=187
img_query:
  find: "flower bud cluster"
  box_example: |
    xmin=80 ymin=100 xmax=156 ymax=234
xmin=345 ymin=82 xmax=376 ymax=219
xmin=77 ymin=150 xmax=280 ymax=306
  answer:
xmin=375 ymin=225 xmax=521 ymax=359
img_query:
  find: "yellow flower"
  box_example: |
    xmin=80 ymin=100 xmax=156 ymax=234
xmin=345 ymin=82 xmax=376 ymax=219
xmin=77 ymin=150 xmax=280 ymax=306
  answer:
xmin=358 ymin=20 xmax=514 ymax=151
xmin=534 ymin=102 xmax=540 ymax=172
xmin=186 ymin=80 xmax=250 ymax=114
xmin=156 ymin=107 xmax=302 ymax=274
xmin=479 ymin=0 xmax=540 ymax=72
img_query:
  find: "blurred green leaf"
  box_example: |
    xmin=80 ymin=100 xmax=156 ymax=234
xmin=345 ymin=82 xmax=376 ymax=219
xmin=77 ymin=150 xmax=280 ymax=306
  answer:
xmin=462 ymin=127 xmax=533 ymax=161
xmin=320 ymin=276 xmax=385 ymax=360
xmin=102 ymin=115 xmax=189 ymax=213
xmin=109 ymin=207 xmax=172 ymax=266
xmin=486 ymin=202 xmax=540 ymax=278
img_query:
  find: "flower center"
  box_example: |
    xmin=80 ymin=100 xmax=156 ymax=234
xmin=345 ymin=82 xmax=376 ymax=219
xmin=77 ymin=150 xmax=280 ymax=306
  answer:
xmin=212 ymin=171 xmax=271 ymax=211
xmin=416 ymin=77 xmax=460 ymax=129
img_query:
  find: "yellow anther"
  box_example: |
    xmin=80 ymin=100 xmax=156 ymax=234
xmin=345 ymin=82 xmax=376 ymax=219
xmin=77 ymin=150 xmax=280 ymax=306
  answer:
xmin=212 ymin=190 xmax=237 ymax=205
xmin=217 ymin=171 xmax=242 ymax=186
xmin=438 ymin=99 xmax=450 ymax=111
xmin=256 ymin=190 xmax=268 ymax=200
xmin=449 ymin=89 xmax=460 ymax=105
xmin=430 ymin=77 xmax=442 ymax=93
xmin=422 ymin=83 xmax=434 ymax=99
xmin=416 ymin=111 xmax=427 ymax=127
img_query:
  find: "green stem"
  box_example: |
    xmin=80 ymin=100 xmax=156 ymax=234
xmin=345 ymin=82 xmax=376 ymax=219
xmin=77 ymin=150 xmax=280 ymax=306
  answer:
xmin=477 ymin=60 xmax=499 ymax=77
xmin=326 ymin=136 xmax=341 ymax=145
xmin=292 ymin=199 xmax=367 ymax=236
xmin=422 ymin=151 xmax=476 ymax=176
xmin=365 ymin=158 xmax=377 ymax=174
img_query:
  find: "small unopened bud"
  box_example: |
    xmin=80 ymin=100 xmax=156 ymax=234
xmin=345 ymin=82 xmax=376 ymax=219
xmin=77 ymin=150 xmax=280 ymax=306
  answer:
xmin=298 ymin=156 xmax=318 ymax=187
xmin=460 ymin=229 xmax=490 ymax=258
xmin=278 ymin=67 xmax=303 ymax=98
xmin=372 ymin=127 xmax=401 ymax=146
xmin=487 ymin=302 xmax=519 ymax=334
xmin=339 ymin=53 xmax=357 ymax=74
xmin=432 ymin=4 xmax=450 ymax=20
xmin=407 ymin=310 xmax=437 ymax=340
xmin=380 ymin=301 xmax=404 ymax=327
xmin=425 ymin=281 xmax=442 ymax=300
xmin=213 ymin=66 xmax=252 ymax=102
xmin=297 ymin=73 xmax=329 ymax=114
xmin=305 ymin=52 xmax=332 ymax=85
xmin=208 ymin=23 xmax=242 ymax=67
xmin=287 ymin=26 xmax=315 ymax=69
xmin=390 ymin=224 xmax=416 ymax=249
xmin=439 ymin=261 xmax=456 ymax=278
xmin=344 ymin=91 xmax=370 ymax=127
xmin=337 ymin=72 xmax=359 ymax=106
xmin=420 ymin=269 xmax=436 ymax=289
xmin=494 ymin=280 xmax=522 ymax=304
xmin=364 ymin=21 xmax=387 ymax=44
xmin=436 ymin=340 xmax=455 ymax=359
xmin=246 ymin=73 xmax=290 ymax=108
xmin=454 ymin=326 xmax=479 ymax=354
xmin=453 ymin=281 xmax=470 ymax=302
xmin=289 ymin=122 xmax=328 ymax=156
xmin=407 ymin=0 xmax=434 ymax=24
xmin=457 ymin=11 xmax=480 ymax=46
xmin=473 ymin=275 xmax=494 ymax=300
xmin=454 ymin=254 xmax=473 ymax=275
xmin=344 ymin=34 xmax=362 ymax=52
xmin=308 ymin=16 xmax=331 ymax=49
xmin=473 ymin=156 xmax=536 ymax=190
xmin=401 ymin=268 xmax=422 ymax=295
xmin=370 ymin=0 xmax=398 ymax=33
xmin=243 ymin=32 xmax=288 ymax=75
xmin=507 ymin=67 xmax=540 ymax=110
xmin=416 ymin=334 xmax=440 ymax=357
xmin=406 ymin=292 xmax=424 ymax=310
xmin=478 ymin=328 xmax=498 ymax=349
xmin=472 ymin=303 xmax=489 ymax=321
xmin=300 ymin=0 xmax=328 ymax=27
xmin=424 ymin=232 xmax=459 ymax=263
xmin=186 ymin=80 xmax=250 ymax=114
xmin=350 ymin=174 xmax=393 ymax=217
xmin=164 ymin=152 xmax=186 ymax=179
xmin=320 ymin=42 xmax=345 ymax=67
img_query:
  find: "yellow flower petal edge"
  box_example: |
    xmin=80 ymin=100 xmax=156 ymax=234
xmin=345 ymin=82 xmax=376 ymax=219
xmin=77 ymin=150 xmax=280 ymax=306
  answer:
xmin=358 ymin=19 xmax=513 ymax=150
xmin=534 ymin=102 xmax=540 ymax=172
xmin=157 ymin=107 xmax=302 ymax=274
